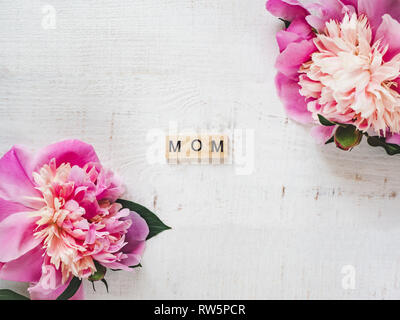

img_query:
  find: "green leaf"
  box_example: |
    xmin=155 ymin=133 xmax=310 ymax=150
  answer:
xmin=334 ymin=125 xmax=362 ymax=151
xmin=367 ymin=136 xmax=400 ymax=155
xmin=117 ymin=199 xmax=171 ymax=240
xmin=325 ymin=136 xmax=334 ymax=145
xmin=56 ymin=277 xmax=82 ymax=300
xmin=279 ymin=18 xmax=291 ymax=29
xmin=0 ymin=289 xmax=29 ymax=300
xmin=318 ymin=114 xmax=336 ymax=127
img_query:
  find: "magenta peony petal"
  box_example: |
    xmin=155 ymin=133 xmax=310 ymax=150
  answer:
xmin=100 ymin=211 xmax=149 ymax=271
xmin=276 ymin=18 xmax=314 ymax=52
xmin=0 ymin=146 xmax=41 ymax=208
xmin=310 ymin=125 xmax=336 ymax=144
xmin=0 ymin=197 xmax=32 ymax=223
xmin=302 ymin=0 xmax=356 ymax=32
xmin=307 ymin=1 xmax=356 ymax=31
xmin=99 ymin=261 xmax=132 ymax=271
xmin=29 ymin=278 xmax=84 ymax=300
xmin=29 ymin=259 xmax=84 ymax=300
xmin=276 ymin=31 xmax=302 ymax=52
xmin=386 ymin=133 xmax=400 ymax=145
xmin=0 ymin=246 xmax=44 ymax=282
xmin=358 ymin=0 xmax=400 ymax=32
xmin=95 ymin=169 xmax=125 ymax=202
xmin=266 ymin=0 xmax=308 ymax=21
xmin=275 ymin=73 xmax=313 ymax=124
xmin=342 ymin=0 xmax=358 ymax=8
xmin=0 ymin=211 xmax=41 ymax=262
xmin=30 ymin=139 xmax=100 ymax=172
xmin=122 ymin=252 xmax=144 ymax=267
xmin=123 ymin=211 xmax=149 ymax=254
xmin=286 ymin=17 xmax=314 ymax=38
xmin=275 ymin=39 xmax=317 ymax=79
xmin=376 ymin=14 xmax=400 ymax=61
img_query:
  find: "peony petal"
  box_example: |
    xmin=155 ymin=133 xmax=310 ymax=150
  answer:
xmin=29 ymin=260 xmax=84 ymax=301
xmin=276 ymin=30 xmax=302 ymax=52
xmin=358 ymin=0 xmax=400 ymax=33
xmin=99 ymin=261 xmax=132 ymax=271
xmin=287 ymin=17 xmax=314 ymax=38
xmin=95 ymin=169 xmax=125 ymax=202
xmin=122 ymin=252 xmax=144 ymax=267
xmin=0 ymin=246 xmax=44 ymax=282
xmin=29 ymin=278 xmax=84 ymax=300
xmin=101 ymin=211 xmax=150 ymax=271
xmin=386 ymin=133 xmax=400 ymax=145
xmin=342 ymin=0 xmax=358 ymax=9
xmin=275 ymin=39 xmax=317 ymax=79
xmin=277 ymin=30 xmax=304 ymax=52
xmin=0 ymin=197 xmax=32 ymax=223
xmin=0 ymin=211 xmax=41 ymax=262
xmin=304 ymin=0 xmax=355 ymax=32
xmin=276 ymin=18 xmax=314 ymax=52
xmin=266 ymin=0 xmax=308 ymax=21
xmin=0 ymin=146 xmax=41 ymax=208
xmin=30 ymin=139 xmax=100 ymax=172
xmin=275 ymin=73 xmax=313 ymax=123
xmin=122 ymin=211 xmax=149 ymax=254
xmin=99 ymin=246 xmax=145 ymax=270
xmin=375 ymin=14 xmax=400 ymax=61
xmin=310 ymin=125 xmax=336 ymax=144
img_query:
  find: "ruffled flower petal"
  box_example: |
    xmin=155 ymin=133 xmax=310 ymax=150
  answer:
xmin=275 ymin=73 xmax=313 ymax=123
xmin=266 ymin=0 xmax=309 ymax=21
xmin=30 ymin=139 xmax=100 ymax=173
xmin=0 ymin=197 xmax=32 ymax=223
xmin=358 ymin=0 xmax=400 ymax=32
xmin=99 ymin=211 xmax=149 ymax=270
xmin=342 ymin=0 xmax=358 ymax=9
xmin=304 ymin=0 xmax=355 ymax=32
xmin=275 ymin=39 xmax=317 ymax=80
xmin=310 ymin=125 xmax=336 ymax=144
xmin=0 ymin=246 xmax=44 ymax=282
xmin=385 ymin=133 xmax=400 ymax=144
xmin=276 ymin=18 xmax=314 ymax=52
xmin=95 ymin=168 xmax=125 ymax=202
xmin=28 ymin=258 xmax=84 ymax=300
xmin=0 ymin=146 xmax=41 ymax=208
xmin=376 ymin=14 xmax=400 ymax=61
xmin=0 ymin=211 xmax=41 ymax=262
xmin=123 ymin=211 xmax=149 ymax=254
xmin=29 ymin=277 xmax=84 ymax=300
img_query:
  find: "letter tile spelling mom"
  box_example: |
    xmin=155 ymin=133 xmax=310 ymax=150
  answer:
xmin=166 ymin=134 xmax=228 ymax=164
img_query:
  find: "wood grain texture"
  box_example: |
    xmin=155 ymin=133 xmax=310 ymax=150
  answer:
xmin=1 ymin=0 xmax=400 ymax=300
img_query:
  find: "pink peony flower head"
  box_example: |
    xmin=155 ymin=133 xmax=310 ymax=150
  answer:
xmin=0 ymin=140 xmax=149 ymax=300
xmin=299 ymin=13 xmax=400 ymax=134
xmin=267 ymin=0 xmax=400 ymax=145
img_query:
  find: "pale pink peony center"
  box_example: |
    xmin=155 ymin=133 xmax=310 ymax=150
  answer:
xmin=299 ymin=13 xmax=400 ymax=134
xmin=31 ymin=159 xmax=130 ymax=283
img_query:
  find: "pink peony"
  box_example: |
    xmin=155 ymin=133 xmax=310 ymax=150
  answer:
xmin=267 ymin=0 xmax=400 ymax=142
xmin=0 ymin=140 xmax=149 ymax=299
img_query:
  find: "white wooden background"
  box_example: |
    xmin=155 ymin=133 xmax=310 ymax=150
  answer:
xmin=1 ymin=0 xmax=400 ymax=300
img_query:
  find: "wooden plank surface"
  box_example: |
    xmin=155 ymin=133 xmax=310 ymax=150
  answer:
xmin=1 ymin=0 xmax=400 ymax=299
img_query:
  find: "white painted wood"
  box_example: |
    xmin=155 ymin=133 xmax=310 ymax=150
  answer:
xmin=1 ymin=0 xmax=400 ymax=300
